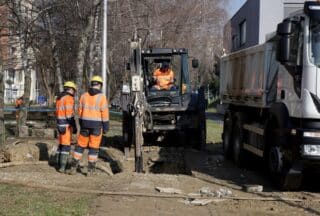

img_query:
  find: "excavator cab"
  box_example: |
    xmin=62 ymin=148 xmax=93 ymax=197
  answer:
xmin=142 ymin=48 xmax=191 ymax=96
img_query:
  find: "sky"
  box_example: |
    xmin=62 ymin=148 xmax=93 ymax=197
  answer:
xmin=229 ymin=0 xmax=246 ymax=17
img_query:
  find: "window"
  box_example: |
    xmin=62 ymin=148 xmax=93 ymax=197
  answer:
xmin=8 ymin=68 xmax=15 ymax=80
xmin=239 ymin=20 xmax=247 ymax=46
xmin=232 ymin=35 xmax=237 ymax=50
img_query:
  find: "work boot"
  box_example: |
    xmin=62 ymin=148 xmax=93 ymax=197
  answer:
xmin=58 ymin=154 xmax=68 ymax=173
xmin=87 ymin=162 xmax=96 ymax=177
xmin=67 ymin=158 xmax=79 ymax=175
xmin=55 ymin=153 xmax=60 ymax=168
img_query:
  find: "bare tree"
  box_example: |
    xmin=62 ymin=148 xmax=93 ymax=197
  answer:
xmin=2 ymin=0 xmax=229 ymax=109
xmin=0 ymin=58 xmax=4 ymax=145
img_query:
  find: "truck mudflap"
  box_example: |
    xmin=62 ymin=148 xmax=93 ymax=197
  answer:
xmin=281 ymin=163 xmax=303 ymax=190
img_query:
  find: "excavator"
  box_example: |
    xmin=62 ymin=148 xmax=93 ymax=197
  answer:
xmin=121 ymin=36 xmax=206 ymax=172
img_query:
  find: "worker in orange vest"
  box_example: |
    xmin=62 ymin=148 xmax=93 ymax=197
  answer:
xmin=68 ymin=75 xmax=109 ymax=176
xmin=55 ymin=81 xmax=77 ymax=173
xmin=15 ymin=96 xmax=24 ymax=119
xmin=152 ymin=61 xmax=176 ymax=90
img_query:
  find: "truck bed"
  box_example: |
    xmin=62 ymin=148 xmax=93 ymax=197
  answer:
xmin=220 ymin=42 xmax=278 ymax=108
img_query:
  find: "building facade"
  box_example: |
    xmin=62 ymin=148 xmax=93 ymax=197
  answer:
xmin=224 ymin=0 xmax=307 ymax=53
xmin=0 ymin=2 xmax=38 ymax=104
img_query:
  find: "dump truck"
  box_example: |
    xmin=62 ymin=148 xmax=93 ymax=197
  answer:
xmin=121 ymin=36 xmax=206 ymax=172
xmin=220 ymin=1 xmax=320 ymax=189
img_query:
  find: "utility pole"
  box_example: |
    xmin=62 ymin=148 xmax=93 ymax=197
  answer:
xmin=102 ymin=0 xmax=107 ymax=95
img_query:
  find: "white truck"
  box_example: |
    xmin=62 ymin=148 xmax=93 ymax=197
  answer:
xmin=220 ymin=1 xmax=320 ymax=189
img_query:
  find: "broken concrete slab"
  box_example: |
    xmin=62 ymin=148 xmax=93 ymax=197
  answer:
xmin=44 ymin=128 xmax=55 ymax=139
xmin=180 ymin=198 xmax=226 ymax=206
xmin=32 ymin=129 xmax=45 ymax=137
xmin=199 ymin=187 xmax=233 ymax=198
xmin=242 ymin=184 xmax=263 ymax=193
xmin=155 ymin=187 xmax=184 ymax=195
xmin=19 ymin=126 xmax=29 ymax=137
xmin=3 ymin=143 xmax=40 ymax=162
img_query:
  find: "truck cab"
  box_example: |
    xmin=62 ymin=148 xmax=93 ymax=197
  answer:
xmin=276 ymin=1 xmax=320 ymax=158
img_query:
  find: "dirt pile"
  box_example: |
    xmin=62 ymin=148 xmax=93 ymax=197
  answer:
xmin=0 ymin=139 xmax=56 ymax=163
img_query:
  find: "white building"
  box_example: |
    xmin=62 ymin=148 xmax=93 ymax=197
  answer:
xmin=2 ymin=1 xmax=38 ymax=104
xmin=224 ymin=0 xmax=310 ymax=53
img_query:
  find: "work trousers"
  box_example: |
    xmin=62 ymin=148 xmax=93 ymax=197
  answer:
xmin=74 ymin=128 xmax=102 ymax=163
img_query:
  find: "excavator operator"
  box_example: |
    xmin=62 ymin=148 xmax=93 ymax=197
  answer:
xmin=152 ymin=61 xmax=176 ymax=91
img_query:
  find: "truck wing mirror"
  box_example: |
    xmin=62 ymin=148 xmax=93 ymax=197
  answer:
xmin=277 ymin=20 xmax=293 ymax=35
xmin=277 ymin=36 xmax=291 ymax=63
xmin=276 ymin=20 xmax=300 ymax=64
xmin=192 ymin=59 xmax=199 ymax=68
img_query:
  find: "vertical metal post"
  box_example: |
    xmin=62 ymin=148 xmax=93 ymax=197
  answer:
xmin=102 ymin=0 xmax=107 ymax=95
xmin=207 ymin=84 xmax=210 ymax=104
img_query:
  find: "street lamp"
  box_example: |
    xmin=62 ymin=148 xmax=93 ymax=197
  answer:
xmin=102 ymin=0 xmax=108 ymax=96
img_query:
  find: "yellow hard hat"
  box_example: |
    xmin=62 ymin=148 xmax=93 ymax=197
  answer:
xmin=90 ymin=75 xmax=103 ymax=84
xmin=64 ymin=81 xmax=77 ymax=90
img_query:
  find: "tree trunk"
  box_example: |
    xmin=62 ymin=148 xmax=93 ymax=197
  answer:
xmin=87 ymin=4 xmax=101 ymax=78
xmin=46 ymin=12 xmax=63 ymax=92
xmin=0 ymin=62 xmax=5 ymax=146
xmin=75 ymin=0 xmax=101 ymax=93
xmin=20 ymin=44 xmax=31 ymax=128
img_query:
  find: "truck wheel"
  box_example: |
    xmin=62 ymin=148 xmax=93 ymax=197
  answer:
xmin=268 ymin=146 xmax=302 ymax=190
xmin=232 ymin=113 xmax=246 ymax=167
xmin=222 ymin=112 xmax=233 ymax=158
xmin=267 ymin=119 xmax=302 ymax=190
xmin=268 ymin=146 xmax=283 ymax=174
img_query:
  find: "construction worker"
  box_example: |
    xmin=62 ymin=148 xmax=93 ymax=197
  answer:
xmin=152 ymin=61 xmax=175 ymax=90
xmin=55 ymin=81 xmax=77 ymax=173
xmin=68 ymin=75 xmax=109 ymax=176
xmin=15 ymin=96 xmax=24 ymax=119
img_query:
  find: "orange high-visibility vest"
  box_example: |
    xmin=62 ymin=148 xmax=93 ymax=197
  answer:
xmin=78 ymin=92 xmax=109 ymax=129
xmin=15 ymin=98 xmax=23 ymax=108
xmin=55 ymin=93 xmax=75 ymax=127
xmin=153 ymin=69 xmax=175 ymax=90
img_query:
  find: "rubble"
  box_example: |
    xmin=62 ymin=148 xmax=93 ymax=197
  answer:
xmin=155 ymin=187 xmax=184 ymax=195
xmin=3 ymin=143 xmax=40 ymax=162
xmin=19 ymin=126 xmax=29 ymax=137
xmin=199 ymin=187 xmax=232 ymax=198
xmin=31 ymin=128 xmax=55 ymax=139
xmin=180 ymin=198 xmax=226 ymax=206
xmin=242 ymin=184 xmax=263 ymax=193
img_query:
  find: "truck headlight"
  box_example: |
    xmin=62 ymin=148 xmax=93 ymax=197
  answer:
xmin=303 ymin=131 xmax=320 ymax=138
xmin=302 ymin=145 xmax=320 ymax=156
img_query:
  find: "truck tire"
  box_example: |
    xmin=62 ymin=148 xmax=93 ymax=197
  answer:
xmin=222 ymin=111 xmax=233 ymax=158
xmin=267 ymin=104 xmax=302 ymax=190
xmin=232 ymin=112 xmax=247 ymax=167
xmin=268 ymin=145 xmax=302 ymax=190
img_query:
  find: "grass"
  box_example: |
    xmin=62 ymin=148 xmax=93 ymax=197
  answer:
xmin=0 ymin=184 xmax=92 ymax=216
xmin=206 ymin=119 xmax=222 ymax=144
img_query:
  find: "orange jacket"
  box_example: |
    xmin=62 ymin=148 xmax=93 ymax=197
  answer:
xmin=15 ymin=98 xmax=23 ymax=109
xmin=55 ymin=92 xmax=75 ymax=127
xmin=153 ymin=69 xmax=175 ymax=90
xmin=78 ymin=88 xmax=109 ymax=131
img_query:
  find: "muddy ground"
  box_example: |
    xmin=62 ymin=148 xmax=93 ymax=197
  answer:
xmin=1 ymin=117 xmax=320 ymax=215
